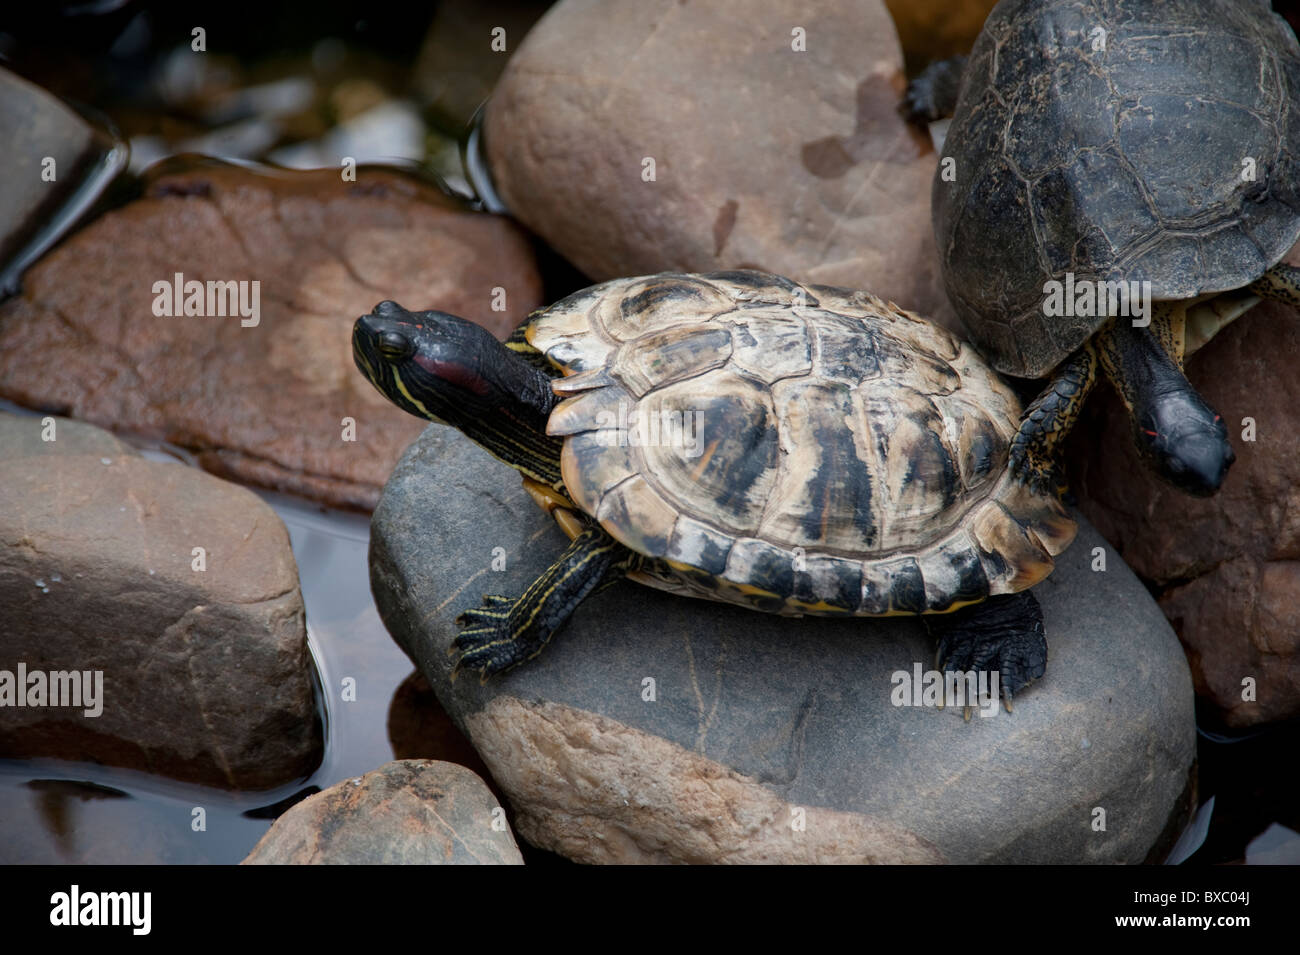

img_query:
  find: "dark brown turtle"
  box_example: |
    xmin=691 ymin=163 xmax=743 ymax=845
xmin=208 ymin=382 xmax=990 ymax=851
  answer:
xmin=353 ymin=270 xmax=1083 ymax=708
xmin=918 ymin=0 xmax=1300 ymax=497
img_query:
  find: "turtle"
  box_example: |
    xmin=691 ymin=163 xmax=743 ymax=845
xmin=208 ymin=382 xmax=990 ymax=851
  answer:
xmin=353 ymin=270 xmax=1083 ymax=709
xmin=911 ymin=0 xmax=1300 ymax=497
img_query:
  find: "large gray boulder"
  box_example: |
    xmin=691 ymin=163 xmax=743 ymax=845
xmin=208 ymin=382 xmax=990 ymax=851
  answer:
xmin=371 ymin=425 xmax=1196 ymax=864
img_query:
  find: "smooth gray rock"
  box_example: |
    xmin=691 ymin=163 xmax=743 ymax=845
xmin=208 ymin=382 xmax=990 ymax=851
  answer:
xmin=242 ymin=759 xmax=523 ymax=865
xmin=371 ymin=424 xmax=1196 ymax=864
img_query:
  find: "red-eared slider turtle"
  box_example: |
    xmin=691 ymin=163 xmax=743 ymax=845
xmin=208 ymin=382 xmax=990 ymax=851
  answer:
xmin=918 ymin=0 xmax=1300 ymax=496
xmin=353 ymin=270 xmax=1080 ymax=707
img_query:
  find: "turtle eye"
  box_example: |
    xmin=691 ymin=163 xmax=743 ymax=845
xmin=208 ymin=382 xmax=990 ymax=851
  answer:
xmin=378 ymin=330 xmax=414 ymax=361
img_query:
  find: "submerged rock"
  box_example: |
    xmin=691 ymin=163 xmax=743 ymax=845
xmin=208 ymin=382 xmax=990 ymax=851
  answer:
xmin=242 ymin=759 xmax=523 ymax=864
xmin=0 ymin=412 xmax=321 ymax=789
xmin=370 ymin=424 xmax=1196 ymax=864
xmin=0 ymin=164 xmax=543 ymax=510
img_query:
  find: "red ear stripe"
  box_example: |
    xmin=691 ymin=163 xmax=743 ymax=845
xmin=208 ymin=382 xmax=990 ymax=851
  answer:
xmin=414 ymin=354 xmax=492 ymax=396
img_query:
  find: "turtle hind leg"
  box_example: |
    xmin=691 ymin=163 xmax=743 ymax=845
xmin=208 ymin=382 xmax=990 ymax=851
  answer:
xmin=1008 ymin=346 xmax=1099 ymax=498
xmin=903 ymin=56 xmax=966 ymax=122
xmin=1249 ymin=262 xmax=1300 ymax=310
xmin=453 ymin=527 xmax=631 ymax=678
xmin=926 ymin=592 xmax=1047 ymax=715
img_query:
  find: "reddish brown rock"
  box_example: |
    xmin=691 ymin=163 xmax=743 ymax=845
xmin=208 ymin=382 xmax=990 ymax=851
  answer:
xmin=485 ymin=0 xmax=957 ymax=331
xmin=0 ymin=412 xmax=322 ymax=789
xmin=1072 ymin=300 xmax=1300 ymax=727
xmin=242 ymin=760 xmax=523 ymax=864
xmin=0 ymin=163 xmax=543 ymax=510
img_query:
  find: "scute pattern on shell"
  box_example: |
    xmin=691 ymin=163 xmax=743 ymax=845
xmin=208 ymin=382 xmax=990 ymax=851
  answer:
xmin=936 ymin=0 xmax=1300 ymax=377
xmin=528 ymin=271 xmax=1076 ymax=616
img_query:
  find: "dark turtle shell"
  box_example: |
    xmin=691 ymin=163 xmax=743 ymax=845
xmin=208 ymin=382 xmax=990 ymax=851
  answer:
xmin=936 ymin=0 xmax=1300 ymax=377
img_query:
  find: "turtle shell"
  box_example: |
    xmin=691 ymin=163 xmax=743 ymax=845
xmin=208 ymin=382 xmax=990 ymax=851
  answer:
xmin=936 ymin=0 xmax=1300 ymax=378
xmin=526 ymin=271 xmax=1075 ymax=617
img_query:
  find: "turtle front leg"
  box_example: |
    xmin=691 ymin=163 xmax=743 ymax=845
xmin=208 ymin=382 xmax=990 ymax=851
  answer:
xmin=926 ymin=591 xmax=1047 ymax=718
xmin=1008 ymin=346 xmax=1099 ymax=497
xmin=1095 ymin=307 xmax=1233 ymax=497
xmin=453 ymin=527 xmax=631 ymax=678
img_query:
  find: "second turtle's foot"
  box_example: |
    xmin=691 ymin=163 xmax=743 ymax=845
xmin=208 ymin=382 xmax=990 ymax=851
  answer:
xmin=903 ymin=56 xmax=967 ymax=123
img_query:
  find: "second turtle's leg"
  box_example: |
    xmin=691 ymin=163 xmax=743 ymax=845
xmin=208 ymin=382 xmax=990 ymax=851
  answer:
xmin=1249 ymin=262 xmax=1300 ymax=310
xmin=926 ymin=591 xmax=1047 ymax=717
xmin=1095 ymin=309 xmax=1233 ymax=497
xmin=454 ymin=527 xmax=631 ymax=678
xmin=1179 ymin=263 xmax=1297 ymax=357
xmin=1008 ymin=346 xmax=1099 ymax=497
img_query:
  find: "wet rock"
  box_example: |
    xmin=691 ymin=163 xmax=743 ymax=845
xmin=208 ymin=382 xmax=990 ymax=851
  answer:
xmin=241 ymin=759 xmax=523 ymax=864
xmin=485 ymin=0 xmax=956 ymax=331
xmin=0 ymin=163 xmax=543 ymax=510
xmin=1072 ymin=300 xmax=1300 ymax=729
xmin=0 ymin=66 xmax=126 ymax=293
xmin=370 ymin=425 xmax=1195 ymax=864
xmin=0 ymin=412 xmax=321 ymax=789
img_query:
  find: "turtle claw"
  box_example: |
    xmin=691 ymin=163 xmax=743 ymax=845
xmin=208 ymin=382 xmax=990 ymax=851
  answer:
xmin=451 ymin=592 xmax=562 ymax=677
xmin=929 ymin=592 xmax=1048 ymax=708
xmin=451 ymin=597 xmax=521 ymax=677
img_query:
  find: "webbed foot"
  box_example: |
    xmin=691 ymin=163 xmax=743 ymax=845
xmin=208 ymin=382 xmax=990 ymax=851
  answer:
xmin=449 ymin=527 xmax=629 ymax=680
xmin=453 ymin=597 xmax=538 ymax=679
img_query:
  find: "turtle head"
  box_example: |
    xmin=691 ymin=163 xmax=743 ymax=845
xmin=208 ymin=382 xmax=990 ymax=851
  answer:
xmin=1134 ymin=391 xmax=1234 ymax=497
xmin=1098 ymin=309 xmax=1234 ymax=498
xmin=352 ymin=301 xmax=563 ymax=483
xmin=353 ymin=301 xmax=519 ymax=427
